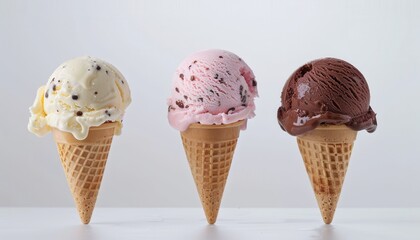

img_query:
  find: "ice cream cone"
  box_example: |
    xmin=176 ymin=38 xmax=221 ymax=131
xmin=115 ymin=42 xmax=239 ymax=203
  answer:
xmin=297 ymin=125 xmax=357 ymax=224
xmin=52 ymin=122 xmax=117 ymax=224
xmin=180 ymin=120 xmax=244 ymax=224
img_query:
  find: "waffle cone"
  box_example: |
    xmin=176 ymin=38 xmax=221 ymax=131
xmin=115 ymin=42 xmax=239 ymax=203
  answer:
xmin=52 ymin=122 xmax=117 ymax=224
xmin=181 ymin=120 xmax=244 ymax=224
xmin=297 ymin=125 xmax=357 ymax=224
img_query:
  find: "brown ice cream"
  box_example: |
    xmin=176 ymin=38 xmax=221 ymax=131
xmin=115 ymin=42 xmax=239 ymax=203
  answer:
xmin=277 ymin=58 xmax=377 ymax=136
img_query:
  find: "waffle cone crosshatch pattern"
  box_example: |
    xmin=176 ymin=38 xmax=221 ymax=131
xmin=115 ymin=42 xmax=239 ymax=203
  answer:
xmin=52 ymin=123 xmax=116 ymax=224
xmin=180 ymin=121 xmax=243 ymax=224
xmin=297 ymin=125 xmax=357 ymax=224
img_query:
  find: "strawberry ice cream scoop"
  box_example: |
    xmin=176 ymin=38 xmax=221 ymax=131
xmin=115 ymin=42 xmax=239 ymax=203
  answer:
xmin=167 ymin=49 xmax=258 ymax=131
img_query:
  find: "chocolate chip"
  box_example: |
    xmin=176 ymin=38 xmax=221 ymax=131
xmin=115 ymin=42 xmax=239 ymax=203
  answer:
xmin=51 ymin=77 xmax=55 ymax=83
xmin=94 ymin=91 xmax=98 ymax=95
xmin=175 ymin=87 xmax=179 ymax=93
xmin=106 ymin=70 xmax=109 ymax=74
xmin=57 ymin=80 xmax=61 ymax=83
xmin=241 ymin=103 xmax=247 ymax=107
xmin=121 ymin=80 xmax=124 ymax=84
xmin=72 ymin=95 xmax=78 ymax=100
xmin=88 ymin=69 xmax=90 ymax=71
xmin=52 ymin=84 xmax=56 ymax=91
xmin=219 ymin=56 xmax=223 ymax=58
xmin=239 ymin=85 xmax=243 ymax=96
xmin=214 ymin=73 xmax=219 ymax=79
xmin=105 ymin=110 xmax=111 ymax=117
xmin=76 ymin=111 xmax=83 ymax=116
xmin=252 ymin=79 xmax=257 ymax=86
xmin=241 ymin=95 xmax=247 ymax=103
xmin=226 ymin=107 xmax=235 ymax=113
xmin=56 ymin=109 xmax=59 ymax=112
xmin=176 ymin=100 xmax=184 ymax=108
xmin=226 ymin=71 xmax=231 ymax=75
xmin=190 ymin=75 xmax=195 ymax=81
xmin=193 ymin=60 xmax=197 ymax=64
xmin=96 ymin=65 xmax=101 ymax=71
xmin=179 ymin=74 xmax=184 ymax=80
xmin=209 ymin=90 xmax=214 ymax=94
xmin=185 ymin=105 xmax=189 ymax=108
xmin=184 ymin=95 xmax=188 ymax=100
xmin=45 ymin=90 xmax=49 ymax=98
xmin=238 ymin=58 xmax=242 ymax=61
xmin=198 ymin=97 xmax=203 ymax=102
xmin=188 ymin=65 xmax=192 ymax=70
xmin=218 ymin=101 xmax=221 ymax=106
xmin=219 ymin=78 xmax=225 ymax=84
xmin=168 ymin=105 xmax=176 ymax=112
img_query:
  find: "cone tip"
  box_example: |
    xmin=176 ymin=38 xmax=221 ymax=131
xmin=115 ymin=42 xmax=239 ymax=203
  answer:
xmin=322 ymin=217 xmax=333 ymax=224
xmin=80 ymin=216 xmax=91 ymax=224
xmin=206 ymin=217 xmax=216 ymax=224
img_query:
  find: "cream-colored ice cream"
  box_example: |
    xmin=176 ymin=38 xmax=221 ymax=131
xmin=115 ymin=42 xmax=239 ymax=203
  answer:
xmin=28 ymin=56 xmax=131 ymax=140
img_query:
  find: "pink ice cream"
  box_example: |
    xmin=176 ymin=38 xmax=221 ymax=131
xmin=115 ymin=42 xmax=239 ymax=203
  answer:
xmin=167 ymin=49 xmax=258 ymax=131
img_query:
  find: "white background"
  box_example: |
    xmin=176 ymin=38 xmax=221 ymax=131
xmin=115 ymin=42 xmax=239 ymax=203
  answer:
xmin=1 ymin=0 xmax=419 ymax=208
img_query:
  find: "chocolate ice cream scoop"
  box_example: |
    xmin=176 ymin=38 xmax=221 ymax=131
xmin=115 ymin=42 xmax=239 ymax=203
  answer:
xmin=277 ymin=58 xmax=377 ymax=136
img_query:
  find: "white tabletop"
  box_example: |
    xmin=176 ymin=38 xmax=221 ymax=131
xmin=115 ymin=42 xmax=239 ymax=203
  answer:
xmin=1 ymin=208 xmax=419 ymax=240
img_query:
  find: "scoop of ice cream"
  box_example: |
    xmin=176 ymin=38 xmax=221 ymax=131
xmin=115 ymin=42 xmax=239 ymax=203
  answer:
xmin=167 ymin=49 xmax=258 ymax=131
xmin=28 ymin=56 xmax=131 ymax=140
xmin=277 ymin=57 xmax=377 ymax=136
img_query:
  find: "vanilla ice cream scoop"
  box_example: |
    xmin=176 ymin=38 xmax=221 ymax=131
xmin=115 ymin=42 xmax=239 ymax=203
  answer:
xmin=28 ymin=56 xmax=131 ymax=140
